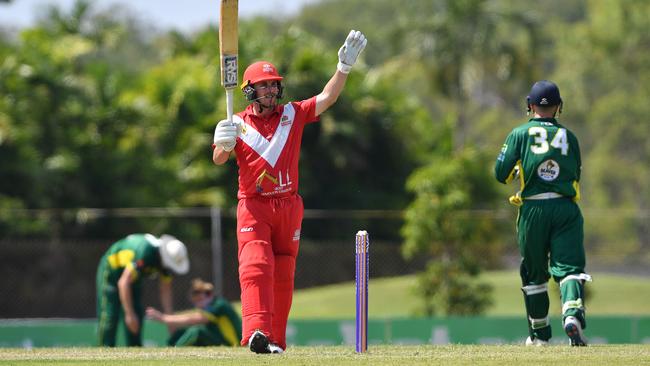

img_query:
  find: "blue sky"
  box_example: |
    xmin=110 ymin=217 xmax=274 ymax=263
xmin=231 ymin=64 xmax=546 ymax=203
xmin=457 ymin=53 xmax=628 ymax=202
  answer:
xmin=0 ymin=0 xmax=320 ymax=33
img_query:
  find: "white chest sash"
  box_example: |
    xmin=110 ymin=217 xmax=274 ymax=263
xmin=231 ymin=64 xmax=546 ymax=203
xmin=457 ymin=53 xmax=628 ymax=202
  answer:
xmin=235 ymin=104 xmax=296 ymax=168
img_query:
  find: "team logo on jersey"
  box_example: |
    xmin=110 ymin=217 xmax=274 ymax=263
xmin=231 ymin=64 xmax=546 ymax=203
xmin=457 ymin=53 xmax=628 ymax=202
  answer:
xmin=262 ymin=63 xmax=275 ymax=73
xmin=537 ymin=159 xmax=560 ymax=181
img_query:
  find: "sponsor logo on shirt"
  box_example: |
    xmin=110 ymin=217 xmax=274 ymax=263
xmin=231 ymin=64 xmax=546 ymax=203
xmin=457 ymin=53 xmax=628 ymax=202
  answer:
xmin=280 ymin=115 xmax=292 ymax=126
xmin=256 ymin=169 xmax=279 ymax=193
xmin=292 ymin=229 xmax=301 ymax=241
xmin=497 ymin=144 xmax=508 ymax=162
xmin=255 ymin=169 xmax=293 ymax=195
xmin=537 ymin=159 xmax=560 ymax=181
xmin=240 ymin=227 xmax=254 ymax=233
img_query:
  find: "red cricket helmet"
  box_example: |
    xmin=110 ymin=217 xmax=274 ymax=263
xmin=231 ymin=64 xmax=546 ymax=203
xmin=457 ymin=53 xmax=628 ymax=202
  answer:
xmin=241 ymin=61 xmax=283 ymax=88
xmin=240 ymin=61 xmax=284 ymax=101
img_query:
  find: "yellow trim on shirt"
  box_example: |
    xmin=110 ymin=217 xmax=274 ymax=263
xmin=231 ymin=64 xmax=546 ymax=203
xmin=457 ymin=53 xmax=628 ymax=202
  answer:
xmin=508 ymin=160 xmax=524 ymax=206
xmin=504 ymin=160 xmax=522 ymax=185
xmin=201 ymin=310 xmax=239 ymax=346
xmin=573 ymin=180 xmax=581 ymax=202
xmin=160 ymin=274 xmax=172 ymax=283
xmin=107 ymin=249 xmax=135 ymax=269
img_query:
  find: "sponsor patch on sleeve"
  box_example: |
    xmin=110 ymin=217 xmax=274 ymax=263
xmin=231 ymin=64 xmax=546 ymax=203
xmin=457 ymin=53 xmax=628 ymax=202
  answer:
xmin=497 ymin=144 xmax=508 ymax=162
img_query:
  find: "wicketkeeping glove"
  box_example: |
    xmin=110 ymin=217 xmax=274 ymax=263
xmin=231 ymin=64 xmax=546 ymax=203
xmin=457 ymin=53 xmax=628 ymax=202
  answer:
xmin=337 ymin=30 xmax=368 ymax=74
xmin=213 ymin=119 xmax=239 ymax=152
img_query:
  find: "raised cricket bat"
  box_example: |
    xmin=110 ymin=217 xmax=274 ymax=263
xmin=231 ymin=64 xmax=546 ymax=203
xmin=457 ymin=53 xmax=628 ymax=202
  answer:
xmin=219 ymin=0 xmax=239 ymax=123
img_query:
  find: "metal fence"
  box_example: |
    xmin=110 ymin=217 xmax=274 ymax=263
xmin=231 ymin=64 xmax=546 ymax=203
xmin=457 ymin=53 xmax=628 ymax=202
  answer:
xmin=0 ymin=207 xmax=647 ymax=318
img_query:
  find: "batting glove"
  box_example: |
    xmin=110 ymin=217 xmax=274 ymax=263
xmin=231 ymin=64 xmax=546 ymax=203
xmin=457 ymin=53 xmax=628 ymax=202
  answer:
xmin=337 ymin=30 xmax=368 ymax=74
xmin=213 ymin=119 xmax=239 ymax=152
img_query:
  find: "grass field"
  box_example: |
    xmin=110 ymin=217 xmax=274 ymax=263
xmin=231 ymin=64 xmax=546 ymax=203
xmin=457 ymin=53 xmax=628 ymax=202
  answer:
xmin=1 ymin=345 xmax=649 ymax=365
xmin=289 ymin=270 xmax=650 ymax=318
xmin=2 ymin=271 xmax=648 ymax=364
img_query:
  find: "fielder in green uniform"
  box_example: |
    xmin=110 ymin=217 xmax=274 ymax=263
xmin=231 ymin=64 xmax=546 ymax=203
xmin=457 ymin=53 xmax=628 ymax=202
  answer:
xmin=96 ymin=233 xmax=190 ymax=346
xmin=494 ymin=80 xmax=591 ymax=346
xmin=146 ymin=278 xmax=242 ymax=347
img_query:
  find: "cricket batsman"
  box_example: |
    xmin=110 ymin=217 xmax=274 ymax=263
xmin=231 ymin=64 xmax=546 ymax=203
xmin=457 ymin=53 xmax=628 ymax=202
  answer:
xmin=494 ymin=80 xmax=591 ymax=346
xmin=212 ymin=30 xmax=367 ymax=353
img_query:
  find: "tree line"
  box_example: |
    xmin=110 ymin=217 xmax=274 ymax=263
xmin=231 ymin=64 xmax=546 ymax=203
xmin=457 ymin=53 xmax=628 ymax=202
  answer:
xmin=0 ymin=0 xmax=648 ymax=315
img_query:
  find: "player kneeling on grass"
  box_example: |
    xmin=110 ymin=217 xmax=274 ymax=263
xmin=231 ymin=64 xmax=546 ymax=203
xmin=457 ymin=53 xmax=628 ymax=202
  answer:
xmin=146 ymin=278 xmax=242 ymax=347
xmin=96 ymin=233 xmax=189 ymax=347
xmin=212 ymin=30 xmax=367 ymax=353
xmin=495 ymin=80 xmax=591 ymax=347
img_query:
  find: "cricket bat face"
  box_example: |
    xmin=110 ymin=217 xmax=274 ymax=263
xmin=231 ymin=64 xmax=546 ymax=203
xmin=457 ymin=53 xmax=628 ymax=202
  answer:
xmin=219 ymin=0 xmax=238 ymax=89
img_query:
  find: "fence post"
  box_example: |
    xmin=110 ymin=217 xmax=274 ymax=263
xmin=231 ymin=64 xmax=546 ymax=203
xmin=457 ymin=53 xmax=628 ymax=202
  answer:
xmin=210 ymin=207 xmax=223 ymax=296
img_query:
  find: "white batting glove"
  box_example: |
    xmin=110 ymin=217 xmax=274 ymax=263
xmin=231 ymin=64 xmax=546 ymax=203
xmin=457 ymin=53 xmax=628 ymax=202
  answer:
xmin=337 ymin=30 xmax=367 ymax=74
xmin=213 ymin=119 xmax=239 ymax=152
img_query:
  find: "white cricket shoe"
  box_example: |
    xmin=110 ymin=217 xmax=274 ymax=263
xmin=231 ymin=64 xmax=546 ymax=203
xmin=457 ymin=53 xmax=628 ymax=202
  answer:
xmin=525 ymin=336 xmax=549 ymax=346
xmin=564 ymin=316 xmax=587 ymax=346
xmin=268 ymin=343 xmax=284 ymax=354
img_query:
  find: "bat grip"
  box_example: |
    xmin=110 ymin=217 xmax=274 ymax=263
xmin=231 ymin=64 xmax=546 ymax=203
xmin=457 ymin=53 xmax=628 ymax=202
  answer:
xmin=226 ymin=89 xmax=234 ymax=124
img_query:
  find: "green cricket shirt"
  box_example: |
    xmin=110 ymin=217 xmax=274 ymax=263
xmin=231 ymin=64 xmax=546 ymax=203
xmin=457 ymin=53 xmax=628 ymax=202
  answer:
xmin=199 ymin=297 xmax=242 ymax=346
xmin=495 ymin=117 xmax=582 ymax=201
xmin=102 ymin=233 xmax=170 ymax=285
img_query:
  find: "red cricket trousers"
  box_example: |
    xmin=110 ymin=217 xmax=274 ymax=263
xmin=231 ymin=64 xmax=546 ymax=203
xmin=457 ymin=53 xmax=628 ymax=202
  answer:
xmin=236 ymin=194 xmax=303 ymax=350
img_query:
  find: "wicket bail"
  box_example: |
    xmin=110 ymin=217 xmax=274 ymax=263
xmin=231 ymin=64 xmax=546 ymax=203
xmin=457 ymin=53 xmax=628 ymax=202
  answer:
xmin=355 ymin=230 xmax=369 ymax=353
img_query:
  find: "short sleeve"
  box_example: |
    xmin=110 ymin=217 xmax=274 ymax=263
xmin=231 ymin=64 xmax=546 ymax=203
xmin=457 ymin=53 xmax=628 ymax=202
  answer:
xmin=292 ymin=96 xmax=319 ymax=124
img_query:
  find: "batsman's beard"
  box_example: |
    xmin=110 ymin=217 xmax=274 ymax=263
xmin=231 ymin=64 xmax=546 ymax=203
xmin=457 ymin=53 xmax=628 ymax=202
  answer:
xmin=254 ymin=94 xmax=278 ymax=113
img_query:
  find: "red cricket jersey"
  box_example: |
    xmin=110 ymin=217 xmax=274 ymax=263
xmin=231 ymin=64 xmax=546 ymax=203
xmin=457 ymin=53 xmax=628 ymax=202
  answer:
xmin=232 ymin=97 xmax=318 ymax=199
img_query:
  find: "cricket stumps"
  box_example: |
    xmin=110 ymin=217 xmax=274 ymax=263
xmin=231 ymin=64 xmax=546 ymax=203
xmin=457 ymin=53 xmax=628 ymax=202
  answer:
xmin=355 ymin=230 xmax=369 ymax=353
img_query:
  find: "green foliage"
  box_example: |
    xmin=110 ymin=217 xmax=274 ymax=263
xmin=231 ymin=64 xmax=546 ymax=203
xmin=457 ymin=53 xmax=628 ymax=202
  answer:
xmin=0 ymin=0 xmax=648 ymax=289
xmin=551 ymin=0 xmax=650 ymax=261
xmin=366 ymin=0 xmax=540 ymax=314
xmin=401 ymin=147 xmax=503 ymax=315
xmin=0 ymin=1 xmax=213 ymax=237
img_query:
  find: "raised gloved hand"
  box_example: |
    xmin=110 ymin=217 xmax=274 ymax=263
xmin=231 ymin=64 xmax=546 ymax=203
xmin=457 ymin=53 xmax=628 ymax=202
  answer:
xmin=337 ymin=30 xmax=368 ymax=74
xmin=213 ymin=119 xmax=239 ymax=152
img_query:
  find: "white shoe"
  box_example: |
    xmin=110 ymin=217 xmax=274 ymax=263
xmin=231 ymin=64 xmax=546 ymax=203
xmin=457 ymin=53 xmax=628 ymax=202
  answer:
xmin=564 ymin=316 xmax=587 ymax=346
xmin=525 ymin=336 xmax=549 ymax=346
xmin=248 ymin=330 xmax=270 ymax=354
xmin=268 ymin=343 xmax=284 ymax=354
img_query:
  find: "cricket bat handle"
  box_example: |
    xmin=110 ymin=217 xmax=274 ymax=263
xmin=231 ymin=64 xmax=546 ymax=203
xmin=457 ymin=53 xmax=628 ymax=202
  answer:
xmin=226 ymin=88 xmax=234 ymax=123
